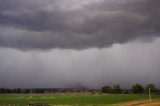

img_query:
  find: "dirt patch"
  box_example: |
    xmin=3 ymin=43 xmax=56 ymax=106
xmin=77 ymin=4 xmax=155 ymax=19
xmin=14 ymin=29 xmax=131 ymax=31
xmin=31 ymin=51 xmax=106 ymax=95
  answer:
xmin=119 ymin=99 xmax=160 ymax=106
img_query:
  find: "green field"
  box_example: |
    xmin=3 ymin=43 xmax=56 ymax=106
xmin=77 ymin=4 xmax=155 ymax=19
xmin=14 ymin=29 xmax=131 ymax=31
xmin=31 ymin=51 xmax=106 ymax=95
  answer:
xmin=0 ymin=93 xmax=160 ymax=106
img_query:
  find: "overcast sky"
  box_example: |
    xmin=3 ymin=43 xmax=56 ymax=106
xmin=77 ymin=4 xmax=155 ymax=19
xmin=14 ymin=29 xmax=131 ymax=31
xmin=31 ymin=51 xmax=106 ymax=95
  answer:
xmin=0 ymin=0 xmax=160 ymax=88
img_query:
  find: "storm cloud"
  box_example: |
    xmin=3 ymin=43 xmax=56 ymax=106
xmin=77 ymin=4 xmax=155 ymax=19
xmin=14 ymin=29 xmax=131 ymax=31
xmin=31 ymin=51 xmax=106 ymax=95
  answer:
xmin=0 ymin=0 xmax=160 ymax=50
xmin=0 ymin=0 xmax=160 ymax=89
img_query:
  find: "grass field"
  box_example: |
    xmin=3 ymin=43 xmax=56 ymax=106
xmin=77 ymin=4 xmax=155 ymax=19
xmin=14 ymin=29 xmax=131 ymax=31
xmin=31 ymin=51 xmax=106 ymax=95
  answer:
xmin=0 ymin=93 xmax=160 ymax=106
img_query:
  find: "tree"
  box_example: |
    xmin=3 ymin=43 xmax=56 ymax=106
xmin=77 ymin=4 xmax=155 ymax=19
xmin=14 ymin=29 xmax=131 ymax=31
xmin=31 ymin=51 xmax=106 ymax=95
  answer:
xmin=145 ymin=84 xmax=157 ymax=93
xmin=113 ymin=84 xmax=122 ymax=94
xmin=25 ymin=89 xmax=31 ymax=93
xmin=132 ymin=83 xmax=144 ymax=94
xmin=102 ymin=85 xmax=112 ymax=93
xmin=0 ymin=88 xmax=5 ymax=93
xmin=0 ymin=88 xmax=12 ymax=93
xmin=17 ymin=88 xmax=22 ymax=93
xmin=35 ymin=89 xmax=44 ymax=94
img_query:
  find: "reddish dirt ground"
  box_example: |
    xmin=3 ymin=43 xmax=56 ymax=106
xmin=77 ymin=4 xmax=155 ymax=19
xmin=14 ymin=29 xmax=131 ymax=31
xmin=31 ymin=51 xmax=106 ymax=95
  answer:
xmin=119 ymin=99 xmax=160 ymax=106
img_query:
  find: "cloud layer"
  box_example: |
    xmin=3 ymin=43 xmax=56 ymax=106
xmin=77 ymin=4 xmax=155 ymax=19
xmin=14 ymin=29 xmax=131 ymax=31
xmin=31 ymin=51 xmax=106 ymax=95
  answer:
xmin=0 ymin=0 xmax=160 ymax=50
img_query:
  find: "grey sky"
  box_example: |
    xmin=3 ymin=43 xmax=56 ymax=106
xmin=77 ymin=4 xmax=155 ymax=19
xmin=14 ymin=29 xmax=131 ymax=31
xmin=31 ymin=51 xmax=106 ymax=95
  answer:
xmin=0 ymin=0 xmax=160 ymax=88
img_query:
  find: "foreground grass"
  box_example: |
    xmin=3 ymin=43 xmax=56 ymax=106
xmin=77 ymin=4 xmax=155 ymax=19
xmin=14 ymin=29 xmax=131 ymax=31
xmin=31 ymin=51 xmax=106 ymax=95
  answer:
xmin=0 ymin=93 xmax=160 ymax=106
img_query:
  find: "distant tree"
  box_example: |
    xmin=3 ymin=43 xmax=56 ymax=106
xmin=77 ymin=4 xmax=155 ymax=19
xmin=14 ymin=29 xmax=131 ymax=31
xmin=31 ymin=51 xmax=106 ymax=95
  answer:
xmin=113 ymin=84 xmax=122 ymax=94
xmin=25 ymin=89 xmax=31 ymax=93
xmin=123 ymin=90 xmax=129 ymax=94
xmin=0 ymin=88 xmax=12 ymax=93
xmin=132 ymin=83 xmax=144 ymax=94
xmin=5 ymin=88 xmax=12 ymax=93
xmin=35 ymin=89 xmax=44 ymax=93
xmin=17 ymin=88 xmax=22 ymax=93
xmin=13 ymin=89 xmax=17 ymax=93
xmin=0 ymin=88 xmax=5 ymax=93
xmin=145 ymin=84 xmax=157 ymax=93
xmin=102 ymin=85 xmax=112 ymax=93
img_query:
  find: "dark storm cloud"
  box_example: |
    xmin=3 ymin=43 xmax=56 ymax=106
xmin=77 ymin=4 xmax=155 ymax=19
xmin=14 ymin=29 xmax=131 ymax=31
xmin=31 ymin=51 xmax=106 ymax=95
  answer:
xmin=0 ymin=0 xmax=160 ymax=50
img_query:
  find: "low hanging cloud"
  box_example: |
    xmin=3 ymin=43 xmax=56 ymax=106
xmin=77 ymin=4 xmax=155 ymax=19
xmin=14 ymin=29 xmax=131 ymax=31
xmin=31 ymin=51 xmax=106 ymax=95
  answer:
xmin=0 ymin=0 xmax=160 ymax=50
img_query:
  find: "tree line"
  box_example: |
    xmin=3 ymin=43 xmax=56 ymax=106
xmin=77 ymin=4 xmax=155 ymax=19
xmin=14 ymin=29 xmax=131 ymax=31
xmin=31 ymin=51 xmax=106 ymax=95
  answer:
xmin=101 ymin=83 xmax=158 ymax=94
xmin=0 ymin=83 xmax=159 ymax=94
xmin=0 ymin=88 xmax=44 ymax=94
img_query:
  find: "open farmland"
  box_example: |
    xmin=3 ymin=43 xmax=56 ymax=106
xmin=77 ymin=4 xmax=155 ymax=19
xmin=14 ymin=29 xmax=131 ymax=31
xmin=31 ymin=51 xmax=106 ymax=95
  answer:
xmin=0 ymin=93 xmax=160 ymax=106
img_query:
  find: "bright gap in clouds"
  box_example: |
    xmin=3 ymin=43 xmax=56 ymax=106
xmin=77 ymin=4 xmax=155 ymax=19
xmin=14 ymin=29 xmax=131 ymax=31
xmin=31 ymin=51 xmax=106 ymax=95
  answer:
xmin=54 ymin=0 xmax=102 ymax=10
